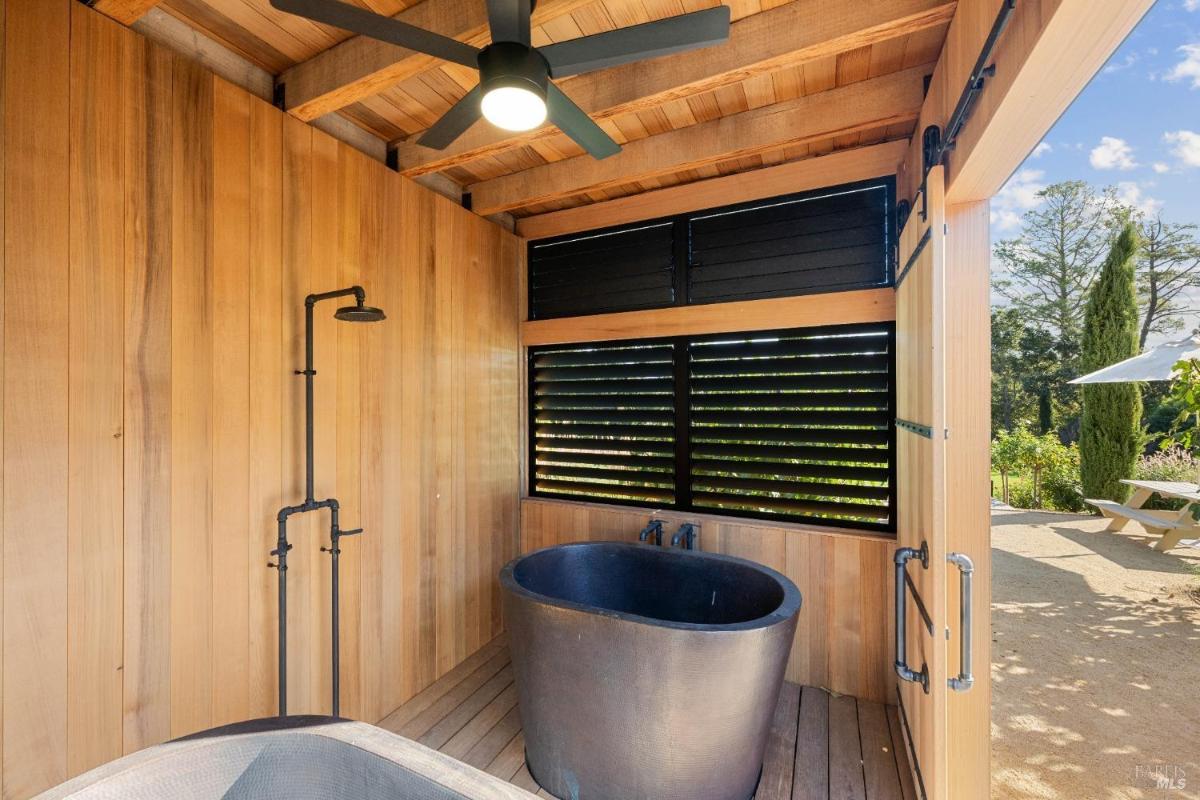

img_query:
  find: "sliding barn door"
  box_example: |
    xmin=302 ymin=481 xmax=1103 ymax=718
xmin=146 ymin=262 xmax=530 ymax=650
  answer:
xmin=893 ymin=165 xmax=991 ymax=799
xmin=894 ymin=165 xmax=950 ymax=800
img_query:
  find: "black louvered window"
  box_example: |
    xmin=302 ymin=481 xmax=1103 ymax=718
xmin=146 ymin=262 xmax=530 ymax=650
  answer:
xmin=528 ymin=222 xmax=677 ymax=319
xmin=530 ymin=341 xmax=677 ymax=505
xmin=687 ymin=324 xmax=894 ymax=528
xmin=529 ymin=322 xmax=896 ymax=533
xmin=527 ymin=178 xmax=894 ymax=320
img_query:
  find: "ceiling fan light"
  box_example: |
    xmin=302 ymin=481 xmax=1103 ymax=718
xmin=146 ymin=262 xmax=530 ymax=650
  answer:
xmin=481 ymin=85 xmax=547 ymax=131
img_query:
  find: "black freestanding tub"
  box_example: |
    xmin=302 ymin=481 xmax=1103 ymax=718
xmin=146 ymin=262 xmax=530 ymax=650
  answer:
xmin=500 ymin=541 xmax=802 ymax=800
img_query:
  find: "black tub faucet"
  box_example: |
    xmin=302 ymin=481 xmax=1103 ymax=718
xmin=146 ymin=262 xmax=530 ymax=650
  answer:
xmin=638 ymin=519 xmax=664 ymax=546
xmin=671 ymin=523 xmax=698 ymax=550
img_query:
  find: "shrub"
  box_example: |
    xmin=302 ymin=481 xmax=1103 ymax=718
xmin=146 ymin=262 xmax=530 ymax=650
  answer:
xmin=1132 ymin=449 xmax=1200 ymax=511
xmin=991 ymin=430 xmax=1085 ymax=511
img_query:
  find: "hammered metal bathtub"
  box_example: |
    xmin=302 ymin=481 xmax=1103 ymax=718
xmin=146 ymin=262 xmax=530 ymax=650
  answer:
xmin=500 ymin=541 xmax=802 ymax=800
xmin=34 ymin=716 xmax=535 ymax=800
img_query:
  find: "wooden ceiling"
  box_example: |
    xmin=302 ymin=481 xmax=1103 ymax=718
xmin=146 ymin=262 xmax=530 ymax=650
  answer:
xmin=96 ymin=0 xmax=955 ymax=221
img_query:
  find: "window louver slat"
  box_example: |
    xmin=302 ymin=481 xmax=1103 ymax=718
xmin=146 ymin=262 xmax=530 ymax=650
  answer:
xmin=687 ymin=323 xmax=895 ymax=529
xmin=531 ymin=342 xmax=676 ymax=505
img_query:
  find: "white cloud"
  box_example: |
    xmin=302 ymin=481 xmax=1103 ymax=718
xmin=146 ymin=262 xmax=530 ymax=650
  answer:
xmin=1166 ymin=43 xmax=1200 ymax=88
xmin=1152 ymin=162 xmax=1171 ymax=174
xmin=1164 ymin=130 xmax=1200 ymax=167
xmin=1031 ymin=141 xmax=1052 ymax=159
xmin=1090 ymin=136 xmax=1138 ymax=170
xmin=991 ymin=169 xmax=1046 ymax=231
xmin=1115 ymin=182 xmax=1163 ymax=217
xmin=1185 ymin=0 xmax=1199 ymax=11
xmin=1103 ymin=52 xmax=1139 ymax=74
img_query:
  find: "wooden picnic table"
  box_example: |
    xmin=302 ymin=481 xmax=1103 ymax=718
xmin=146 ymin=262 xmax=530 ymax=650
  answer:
xmin=1084 ymin=479 xmax=1200 ymax=552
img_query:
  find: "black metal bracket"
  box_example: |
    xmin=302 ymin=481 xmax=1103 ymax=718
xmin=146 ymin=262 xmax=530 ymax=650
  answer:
xmin=895 ymin=418 xmax=934 ymax=438
xmin=895 ymin=228 xmax=931 ymax=289
xmin=273 ymin=82 xmax=287 ymax=112
xmin=896 ymin=199 xmax=912 ymax=235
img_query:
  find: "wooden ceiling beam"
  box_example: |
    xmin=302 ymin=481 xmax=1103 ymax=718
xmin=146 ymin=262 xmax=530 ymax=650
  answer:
xmin=278 ymin=0 xmax=594 ymax=122
xmin=396 ymin=0 xmax=956 ymax=177
xmin=470 ymin=65 xmax=929 ymax=216
xmin=90 ymin=0 xmax=162 ymax=25
xmin=514 ymin=140 xmax=909 ymax=239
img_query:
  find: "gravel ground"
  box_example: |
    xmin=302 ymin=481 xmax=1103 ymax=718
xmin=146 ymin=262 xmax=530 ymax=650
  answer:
xmin=991 ymin=509 xmax=1200 ymax=800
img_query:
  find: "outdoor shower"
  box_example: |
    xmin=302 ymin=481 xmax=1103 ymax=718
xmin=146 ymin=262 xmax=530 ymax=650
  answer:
xmin=270 ymin=286 xmax=385 ymax=718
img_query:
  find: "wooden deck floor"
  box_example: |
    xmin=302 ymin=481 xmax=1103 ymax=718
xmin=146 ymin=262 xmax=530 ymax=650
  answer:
xmin=377 ymin=636 xmax=917 ymax=800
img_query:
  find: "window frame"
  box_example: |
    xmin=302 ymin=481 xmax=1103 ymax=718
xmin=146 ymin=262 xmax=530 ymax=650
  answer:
xmin=527 ymin=323 xmax=898 ymax=535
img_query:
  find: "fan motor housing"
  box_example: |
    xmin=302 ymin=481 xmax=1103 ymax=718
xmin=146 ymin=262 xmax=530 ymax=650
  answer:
xmin=478 ymin=42 xmax=550 ymax=102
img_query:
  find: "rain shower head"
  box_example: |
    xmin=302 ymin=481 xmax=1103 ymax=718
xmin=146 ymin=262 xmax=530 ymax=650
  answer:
xmin=334 ymin=304 xmax=386 ymax=323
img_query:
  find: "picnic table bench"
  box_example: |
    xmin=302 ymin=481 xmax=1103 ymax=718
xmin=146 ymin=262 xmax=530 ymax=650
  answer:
xmin=1085 ymin=479 xmax=1200 ymax=552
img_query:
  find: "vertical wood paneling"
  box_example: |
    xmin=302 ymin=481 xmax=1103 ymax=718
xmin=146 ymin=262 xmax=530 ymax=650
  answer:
xmin=168 ymin=55 xmax=214 ymax=738
xmin=894 ymin=165 xmax=949 ymax=799
xmin=122 ymin=33 xmax=173 ymax=755
xmin=246 ymin=95 xmax=283 ymax=721
xmin=519 ymin=498 xmax=894 ymax=702
xmin=943 ymin=200 xmax=992 ymax=798
xmin=356 ymin=155 xmax=385 ymax=724
xmin=0 ymin=0 xmax=7 ymax=786
xmin=67 ymin=3 xmax=126 ymax=774
xmin=0 ymin=6 xmax=523 ymax=791
xmin=395 ymin=176 xmax=435 ymax=707
xmin=335 ymin=144 xmax=363 ymax=721
xmin=309 ymin=129 xmax=339 ymax=716
xmin=280 ymin=115 xmax=314 ymax=716
xmin=210 ymin=77 xmax=251 ymax=727
xmin=433 ymin=196 xmax=461 ymax=678
xmin=2 ymin=0 xmax=71 ymax=796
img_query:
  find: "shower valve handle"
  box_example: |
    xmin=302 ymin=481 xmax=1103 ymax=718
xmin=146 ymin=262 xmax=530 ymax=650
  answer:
xmin=339 ymin=528 xmax=363 ymax=537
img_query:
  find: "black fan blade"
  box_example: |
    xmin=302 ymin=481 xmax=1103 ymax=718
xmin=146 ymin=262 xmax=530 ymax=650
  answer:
xmin=417 ymin=86 xmax=485 ymax=149
xmin=270 ymin=0 xmax=480 ymax=68
xmin=547 ymin=83 xmax=620 ymax=160
xmin=540 ymin=6 xmax=730 ymax=78
xmin=486 ymin=0 xmax=531 ymax=46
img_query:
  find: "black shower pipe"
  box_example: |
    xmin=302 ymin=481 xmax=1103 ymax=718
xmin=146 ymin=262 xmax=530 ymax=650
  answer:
xmin=270 ymin=285 xmax=381 ymax=719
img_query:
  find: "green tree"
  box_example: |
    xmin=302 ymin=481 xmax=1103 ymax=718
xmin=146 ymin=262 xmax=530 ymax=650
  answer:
xmin=994 ymin=182 xmax=1125 ymax=435
xmin=1136 ymin=217 xmax=1200 ymax=349
xmin=989 ymin=308 xmax=1065 ymax=437
xmin=991 ymin=430 xmax=1026 ymax=504
xmin=1079 ymin=223 xmax=1142 ymax=502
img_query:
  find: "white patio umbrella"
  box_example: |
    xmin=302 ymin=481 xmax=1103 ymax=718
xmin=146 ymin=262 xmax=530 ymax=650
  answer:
xmin=1069 ymin=335 xmax=1200 ymax=384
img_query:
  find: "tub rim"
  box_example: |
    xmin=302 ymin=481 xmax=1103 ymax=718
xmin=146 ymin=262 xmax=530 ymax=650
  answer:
xmin=499 ymin=540 xmax=802 ymax=633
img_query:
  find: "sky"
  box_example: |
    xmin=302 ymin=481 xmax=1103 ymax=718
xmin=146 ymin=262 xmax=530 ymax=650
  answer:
xmin=989 ymin=0 xmax=1200 ymax=342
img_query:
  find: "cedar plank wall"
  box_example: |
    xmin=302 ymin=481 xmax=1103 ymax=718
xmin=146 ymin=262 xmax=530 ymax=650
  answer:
xmin=0 ymin=2 xmax=521 ymax=797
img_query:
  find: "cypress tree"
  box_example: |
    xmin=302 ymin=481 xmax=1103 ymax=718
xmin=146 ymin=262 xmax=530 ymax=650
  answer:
xmin=1080 ymin=222 xmax=1142 ymax=502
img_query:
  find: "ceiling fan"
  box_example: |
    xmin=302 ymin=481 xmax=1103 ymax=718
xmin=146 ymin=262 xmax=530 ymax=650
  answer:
xmin=270 ymin=0 xmax=731 ymax=159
